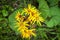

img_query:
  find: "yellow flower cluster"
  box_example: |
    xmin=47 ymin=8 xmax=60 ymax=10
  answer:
xmin=24 ymin=4 xmax=44 ymax=25
xmin=15 ymin=12 xmax=36 ymax=38
xmin=15 ymin=4 xmax=44 ymax=38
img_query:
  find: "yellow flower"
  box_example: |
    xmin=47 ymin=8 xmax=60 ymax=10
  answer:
xmin=17 ymin=21 xmax=29 ymax=31
xmin=15 ymin=12 xmax=24 ymax=22
xmin=24 ymin=4 xmax=36 ymax=14
xmin=15 ymin=13 xmax=36 ymax=38
xmin=24 ymin=4 xmax=44 ymax=24
xmin=15 ymin=4 xmax=44 ymax=38
xmin=21 ymin=29 xmax=36 ymax=38
xmin=15 ymin=12 xmax=21 ymax=22
xmin=16 ymin=21 xmax=36 ymax=38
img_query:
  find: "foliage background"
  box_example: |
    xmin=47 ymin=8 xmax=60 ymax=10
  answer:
xmin=0 ymin=0 xmax=60 ymax=40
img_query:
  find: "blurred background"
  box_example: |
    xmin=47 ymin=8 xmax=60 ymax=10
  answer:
xmin=0 ymin=0 xmax=60 ymax=40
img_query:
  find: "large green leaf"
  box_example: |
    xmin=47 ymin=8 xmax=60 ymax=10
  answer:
xmin=37 ymin=0 xmax=49 ymax=18
xmin=46 ymin=6 xmax=60 ymax=28
xmin=49 ymin=6 xmax=60 ymax=16
xmin=8 ymin=9 xmax=22 ymax=35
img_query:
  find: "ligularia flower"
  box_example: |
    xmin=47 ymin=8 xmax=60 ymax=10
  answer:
xmin=15 ymin=12 xmax=36 ymax=38
xmin=24 ymin=4 xmax=44 ymax=25
xmin=15 ymin=4 xmax=44 ymax=38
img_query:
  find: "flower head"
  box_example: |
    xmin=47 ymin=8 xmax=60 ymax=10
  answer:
xmin=15 ymin=12 xmax=36 ymax=38
xmin=21 ymin=29 xmax=36 ymax=38
xmin=15 ymin=4 xmax=44 ymax=39
xmin=24 ymin=4 xmax=44 ymax=24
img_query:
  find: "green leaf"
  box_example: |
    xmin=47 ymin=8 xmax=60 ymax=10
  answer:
xmin=46 ymin=6 xmax=60 ymax=28
xmin=36 ymin=28 xmax=49 ymax=40
xmin=47 ymin=0 xmax=59 ymax=6
xmin=8 ymin=9 xmax=22 ymax=35
xmin=46 ymin=17 xmax=56 ymax=28
xmin=46 ymin=16 xmax=60 ymax=28
xmin=37 ymin=0 xmax=49 ymax=18
xmin=2 ymin=10 xmax=8 ymax=17
xmin=0 ymin=18 xmax=8 ymax=27
xmin=0 ymin=17 xmax=3 ymax=21
xmin=49 ymin=6 xmax=60 ymax=16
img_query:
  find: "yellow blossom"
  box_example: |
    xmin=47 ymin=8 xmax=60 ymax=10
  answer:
xmin=24 ymin=4 xmax=44 ymax=24
xmin=15 ymin=12 xmax=21 ymax=22
xmin=15 ymin=4 xmax=44 ymax=38
xmin=17 ymin=21 xmax=36 ymax=38
xmin=21 ymin=29 xmax=36 ymax=38
xmin=17 ymin=21 xmax=29 ymax=31
xmin=15 ymin=12 xmax=25 ymax=22
xmin=15 ymin=12 xmax=36 ymax=38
